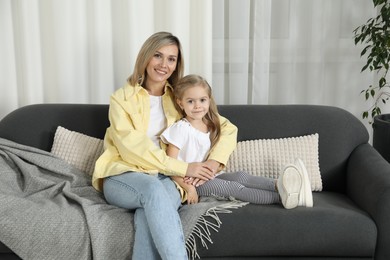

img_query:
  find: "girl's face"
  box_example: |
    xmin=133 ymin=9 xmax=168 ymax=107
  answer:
xmin=177 ymin=85 xmax=210 ymax=121
xmin=145 ymin=44 xmax=178 ymax=87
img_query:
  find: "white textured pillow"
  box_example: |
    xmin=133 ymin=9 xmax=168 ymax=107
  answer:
xmin=51 ymin=126 xmax=104 ymax=176
xmin=225 ymin=133 xmax=322 ymax=191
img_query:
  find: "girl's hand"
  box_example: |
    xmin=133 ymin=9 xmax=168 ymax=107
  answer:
xmin=186 ymin=186 xmax=199 ymax=204
xmin=186 ymin=162 xmax=214 ymax=180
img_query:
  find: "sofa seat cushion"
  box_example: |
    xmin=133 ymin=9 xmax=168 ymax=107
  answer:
xmin=197 ymin=192 xmax=377 ymax=258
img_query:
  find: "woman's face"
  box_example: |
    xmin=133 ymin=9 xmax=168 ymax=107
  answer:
xmin=145 ymin=44 xmax=179 ymax=87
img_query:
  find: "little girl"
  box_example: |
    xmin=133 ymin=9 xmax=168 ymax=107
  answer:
xmin=161 ymin=74 xmax=313 ymax=209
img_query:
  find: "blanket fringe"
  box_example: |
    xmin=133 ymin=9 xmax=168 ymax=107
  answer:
xmin=185 ymin=199 xmax=249 ymax=259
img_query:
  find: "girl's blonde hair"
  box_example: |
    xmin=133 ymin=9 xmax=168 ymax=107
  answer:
xmin=128 ymin=32 xmax=184 ymax=87
xmin=174 ymin=74 xmax=221 ymax=149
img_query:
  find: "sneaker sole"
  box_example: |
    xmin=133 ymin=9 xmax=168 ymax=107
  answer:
xmin=280 ymin=167 xmax=302 ymax=209
xmin=296 ymin=159 xmax=313 ymax=207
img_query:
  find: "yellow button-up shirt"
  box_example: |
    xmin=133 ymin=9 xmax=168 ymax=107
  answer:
xmin=92 ymin=82 xmax=238 ymax=192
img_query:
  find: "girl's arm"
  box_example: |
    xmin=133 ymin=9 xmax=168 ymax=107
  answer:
xmin=166 ymin=144 xmax=199 ymax=204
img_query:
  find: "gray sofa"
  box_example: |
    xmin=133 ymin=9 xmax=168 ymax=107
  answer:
xmin=0 ymin=103 xmax=389 ymax=260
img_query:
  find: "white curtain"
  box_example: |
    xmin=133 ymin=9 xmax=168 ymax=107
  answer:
xmin=0 ymin=0 xmax=212 ymax=118
xmin=212 ymin=0 xmax=384 ymax=134
xmin=1 ymin=0 xmax=384 ymax=136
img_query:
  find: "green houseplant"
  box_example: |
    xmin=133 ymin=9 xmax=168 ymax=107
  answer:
xmin=353 ymin=0 xmax=390 ymax=123
xmin=354 ymin=0 xmax=390 ymax=163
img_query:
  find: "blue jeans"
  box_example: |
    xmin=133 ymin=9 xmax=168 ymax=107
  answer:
xmin=103 ymin=172 xmax=187 ymax=260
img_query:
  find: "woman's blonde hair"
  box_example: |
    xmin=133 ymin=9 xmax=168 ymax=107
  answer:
xmin=174 ymin=74 xmax=221 ymax=149
xmin=128 ymin=32 xmax=184 ymax=87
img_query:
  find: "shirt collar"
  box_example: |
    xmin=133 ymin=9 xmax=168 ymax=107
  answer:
xmin=135 ymin=81 xmax=173 ymax=96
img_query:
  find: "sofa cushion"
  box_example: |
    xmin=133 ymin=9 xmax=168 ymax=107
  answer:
xmin=196 ymin=192 xmax=376 ymax=258
xmin=51 ymin=126 xmax=104 ymax=175
xmin=225 ymin=134 xmax=322 ymax=191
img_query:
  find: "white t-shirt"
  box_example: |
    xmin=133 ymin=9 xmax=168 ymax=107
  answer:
xmin=160 ymin=119 xmax=210 ymax=163
xmin=147 ymin=95 xmax=166 ymax=147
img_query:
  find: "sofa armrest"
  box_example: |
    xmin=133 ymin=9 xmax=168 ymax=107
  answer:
xmin=347 ymin=143 xmax=390 ymax=260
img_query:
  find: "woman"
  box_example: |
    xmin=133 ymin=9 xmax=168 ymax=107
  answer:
xmin=92 ymin=32 xmax=238 ymax=259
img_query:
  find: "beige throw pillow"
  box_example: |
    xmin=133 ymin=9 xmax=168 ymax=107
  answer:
xmin=51 ymin=126 xmax=104 ymax=176
xmin=225 ymin=133 xmax=322 ymax=191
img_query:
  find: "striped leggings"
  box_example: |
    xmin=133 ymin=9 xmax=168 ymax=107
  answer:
xmin=196 ymin=171 xmax=281 ymax=205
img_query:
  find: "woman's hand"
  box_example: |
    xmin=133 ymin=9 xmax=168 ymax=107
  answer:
xmin=186 ymin=162 xmax=214 ymax=181
xmin=184 ymin=177 xmax=206 ymax=187
xmin=184 ymin=160 xmax=221 ymax=186
xmin=204 ymin=159 xmax=221 ymax=174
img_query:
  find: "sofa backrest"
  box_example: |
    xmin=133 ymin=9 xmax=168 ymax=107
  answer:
xmin=0 ymin=103 xmax=369 ymax=192
xmin=218 ymin=105 xmax=369 ymax=192
xmin=0 ymin=104 xmax=110 ymax=152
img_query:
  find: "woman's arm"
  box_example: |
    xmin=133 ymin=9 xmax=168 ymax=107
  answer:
xmin=107 ymin=92 xmax=214 ymax=181
xmin=185 ymin=115 xmax=238 ymax=186
xmin=207 ymin=115 xmax=238 ymax=167
xmin=107 ymin=95 xmax=186 ymax=175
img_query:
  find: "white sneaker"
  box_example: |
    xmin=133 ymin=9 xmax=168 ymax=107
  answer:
xmin=295 ymin=158 xmax=313 ymax=207
xmin=277 ymin=164 xmax=302 ymax=209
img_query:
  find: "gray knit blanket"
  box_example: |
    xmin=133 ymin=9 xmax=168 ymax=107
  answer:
xmin=0 ymin=137 xmax=247 ymax=260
